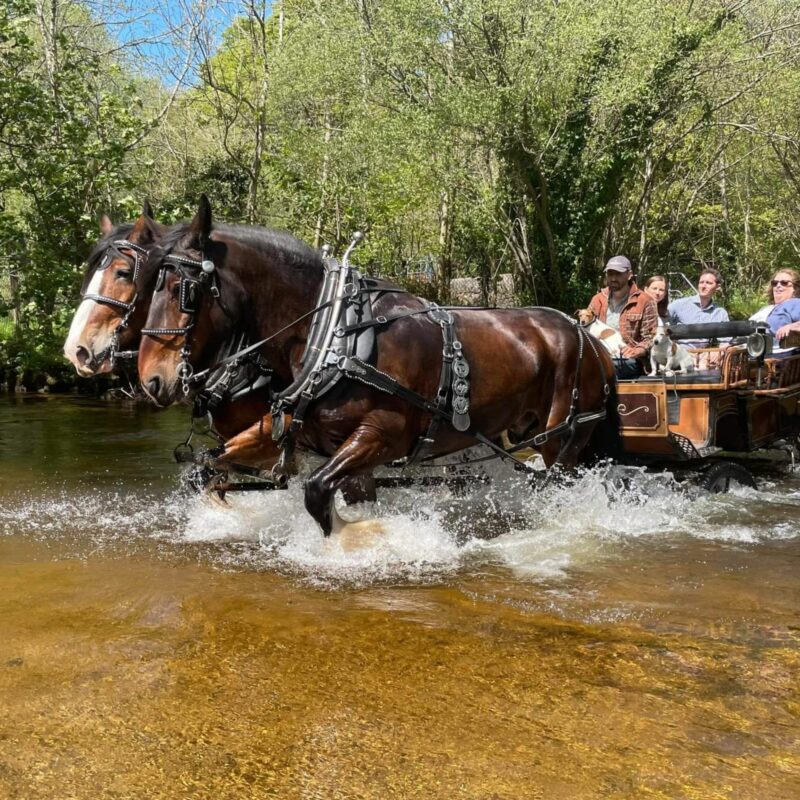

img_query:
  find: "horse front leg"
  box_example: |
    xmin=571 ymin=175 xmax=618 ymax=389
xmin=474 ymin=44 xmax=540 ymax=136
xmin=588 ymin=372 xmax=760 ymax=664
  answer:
xmin=304 ymin=426 xmax=397 ymax=536
xmin=185 ymin=416 xmax=286 ymax=501
xmin=210 ymin=415 xmax=282 ymax=473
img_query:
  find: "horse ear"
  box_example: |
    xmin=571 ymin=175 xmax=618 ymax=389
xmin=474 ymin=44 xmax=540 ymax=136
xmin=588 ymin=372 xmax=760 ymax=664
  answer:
xmin=142 ymin=199 xmax=154 ymax=219
xmin=99 ymin=214 xmax=113 ymax=236
xmin=188 ymin=195 xmax=213 ymax=249
xmin=131 ymin=211 xmax=155 ymax=242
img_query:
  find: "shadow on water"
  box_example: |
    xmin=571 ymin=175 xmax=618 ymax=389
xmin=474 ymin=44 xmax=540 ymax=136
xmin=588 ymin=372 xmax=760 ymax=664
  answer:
xmin=1 ymin=396 xmax=799 ymax=798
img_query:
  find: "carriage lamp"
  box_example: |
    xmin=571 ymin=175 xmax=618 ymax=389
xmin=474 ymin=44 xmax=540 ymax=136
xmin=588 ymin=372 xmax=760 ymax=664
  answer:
xmin=746 ymin=331 xmax=772 ymax=360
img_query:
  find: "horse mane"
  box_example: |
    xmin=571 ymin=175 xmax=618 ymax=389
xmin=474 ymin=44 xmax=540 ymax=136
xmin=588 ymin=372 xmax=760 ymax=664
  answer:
xmin=157 ymin=222 xmax=323 ymax=273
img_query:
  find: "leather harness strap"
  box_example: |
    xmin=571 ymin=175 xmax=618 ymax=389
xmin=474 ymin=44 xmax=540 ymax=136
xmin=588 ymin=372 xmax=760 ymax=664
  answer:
xmin=335 ymin=354 xmax=540 ymax=473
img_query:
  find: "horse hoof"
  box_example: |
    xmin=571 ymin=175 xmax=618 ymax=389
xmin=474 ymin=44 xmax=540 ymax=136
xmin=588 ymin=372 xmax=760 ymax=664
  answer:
xmin=333 ymin=519 xmax=387 ymax=551
xmin=203 ymin=492 xmax=230 ymax=509
xmin=329 ymin=501 xmax=385 ymax=548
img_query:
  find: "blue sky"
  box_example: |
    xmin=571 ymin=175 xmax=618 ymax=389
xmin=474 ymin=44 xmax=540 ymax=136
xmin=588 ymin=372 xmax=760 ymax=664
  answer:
xmin=97 ymin=1 xmax=275 ymax=86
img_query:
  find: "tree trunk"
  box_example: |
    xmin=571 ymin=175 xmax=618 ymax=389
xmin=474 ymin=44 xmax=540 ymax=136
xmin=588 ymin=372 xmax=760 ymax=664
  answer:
xmin=9 ymin=269 xmax=21 ymax=328
xmin=639 ymin=153 xmax=653 ymax=273
xmin=437 ymin=190 xmax=452 ymax=300
xmin=313 ymin=113 xmax=332 ymax=250
xmin=246 ymin=107 xmax=265 ymax=223
xmin=35 ymin=0 xmax=61 ymax=137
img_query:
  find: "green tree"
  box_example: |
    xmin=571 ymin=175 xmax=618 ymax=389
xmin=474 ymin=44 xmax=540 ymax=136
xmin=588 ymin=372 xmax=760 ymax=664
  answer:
xmin=0 ymin=0 xmax=146 ymax=368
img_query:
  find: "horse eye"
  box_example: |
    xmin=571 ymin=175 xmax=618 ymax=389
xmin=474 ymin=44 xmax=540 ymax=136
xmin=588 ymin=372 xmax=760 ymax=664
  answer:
xmin=170 ymin=282 xmax=180 ymax=298
xmin=115 ymin=268 xmax=132 ymax=280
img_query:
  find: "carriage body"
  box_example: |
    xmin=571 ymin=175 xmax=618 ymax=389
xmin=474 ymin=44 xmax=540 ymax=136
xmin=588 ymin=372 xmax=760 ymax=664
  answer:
xmin=618 ymin=332 xmax=800 ymax=482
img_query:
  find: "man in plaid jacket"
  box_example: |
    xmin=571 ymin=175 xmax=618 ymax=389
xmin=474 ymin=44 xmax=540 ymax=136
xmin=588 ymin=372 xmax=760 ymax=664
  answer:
xmin=589 ymin=255 xmax=659 ymax=378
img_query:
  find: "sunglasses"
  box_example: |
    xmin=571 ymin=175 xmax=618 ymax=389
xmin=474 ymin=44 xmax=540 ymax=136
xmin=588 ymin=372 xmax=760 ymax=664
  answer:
xmin=771 ymin=279 xmax=794 ymax=287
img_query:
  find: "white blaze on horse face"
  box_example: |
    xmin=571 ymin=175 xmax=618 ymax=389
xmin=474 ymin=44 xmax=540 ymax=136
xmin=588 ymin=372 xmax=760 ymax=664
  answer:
xmin=63 ymin=269 xmax=109 ymax=373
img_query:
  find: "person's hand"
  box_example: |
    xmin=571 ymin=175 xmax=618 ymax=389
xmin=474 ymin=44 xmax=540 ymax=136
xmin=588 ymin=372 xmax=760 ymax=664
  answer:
xmin=776 ymin=321 xmax=800 ymax=342
xmin=622 ymin=345 xmax=642 ymax=359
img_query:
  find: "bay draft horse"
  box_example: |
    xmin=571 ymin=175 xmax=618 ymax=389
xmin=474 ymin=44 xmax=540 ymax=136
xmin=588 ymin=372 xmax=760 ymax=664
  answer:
xmin=62 ymin=204 xmax=283 ymax=473
xmin=138 ymin=198 xmax=622 ymax=536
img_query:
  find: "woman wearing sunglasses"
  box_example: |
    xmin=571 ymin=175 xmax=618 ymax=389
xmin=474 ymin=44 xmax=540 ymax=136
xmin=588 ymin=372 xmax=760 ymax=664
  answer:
xmin=750 ymin=269 xmax=800 ymax=350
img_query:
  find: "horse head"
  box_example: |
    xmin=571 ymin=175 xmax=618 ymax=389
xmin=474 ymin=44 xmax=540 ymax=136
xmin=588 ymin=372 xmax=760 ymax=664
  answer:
xmin=64 ymin=202 xmax=166 ymax=376
xmin=138 ymin=196 xmax=250 ymax=406
xmin=138 ymin=196 xmax=325 ymax=407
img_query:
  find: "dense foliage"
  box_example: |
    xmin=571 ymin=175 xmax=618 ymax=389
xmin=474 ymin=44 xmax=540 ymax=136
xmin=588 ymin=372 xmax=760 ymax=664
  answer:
xmin=2 ymin=0 xmax=800 ymax=370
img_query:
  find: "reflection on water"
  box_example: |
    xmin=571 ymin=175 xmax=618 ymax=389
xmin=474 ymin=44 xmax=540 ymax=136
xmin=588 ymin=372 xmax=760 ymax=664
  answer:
xmin=1 ymin=395 xmax=799 ymax=799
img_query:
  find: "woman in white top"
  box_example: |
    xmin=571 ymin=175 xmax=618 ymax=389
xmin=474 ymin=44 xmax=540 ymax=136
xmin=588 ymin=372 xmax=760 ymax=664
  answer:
xmin=749 ymin=267 xmax=800 ymax=354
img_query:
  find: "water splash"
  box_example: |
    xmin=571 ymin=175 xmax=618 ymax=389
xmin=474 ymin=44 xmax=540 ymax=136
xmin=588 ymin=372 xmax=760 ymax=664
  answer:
xmin=2 ymin=463 xmax=799 ymax=586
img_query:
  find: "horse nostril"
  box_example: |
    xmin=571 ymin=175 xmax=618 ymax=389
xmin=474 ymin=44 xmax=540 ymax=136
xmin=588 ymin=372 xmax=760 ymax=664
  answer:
xmin=75 ymin=346 xmax=91 ymax=367
xmin=147 ymin=376 xmax=162 ymax=400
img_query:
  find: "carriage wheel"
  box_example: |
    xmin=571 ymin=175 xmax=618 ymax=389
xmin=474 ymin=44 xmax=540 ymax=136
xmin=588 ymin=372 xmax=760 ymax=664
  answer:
xmin=700 ymin=461 xmax=756 ymax=493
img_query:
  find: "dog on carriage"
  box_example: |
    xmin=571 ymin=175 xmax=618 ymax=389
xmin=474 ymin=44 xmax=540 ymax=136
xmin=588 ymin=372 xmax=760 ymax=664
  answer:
xmin=575 ymin=308 xmax=625 ymax=357
xmin=648 ymin=331 xmax=695 ymax=377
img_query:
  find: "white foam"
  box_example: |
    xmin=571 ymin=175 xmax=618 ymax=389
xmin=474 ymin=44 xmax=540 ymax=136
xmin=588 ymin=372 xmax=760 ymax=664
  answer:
xmin=2 ymin=464 xmax=799 ymax=586
xmin=179 ymin=479 xmax=462 ymax=586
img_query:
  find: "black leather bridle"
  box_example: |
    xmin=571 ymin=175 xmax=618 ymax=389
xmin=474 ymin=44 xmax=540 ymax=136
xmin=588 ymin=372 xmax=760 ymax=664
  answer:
xmin=80 ymin=239 xmax=148 ymax=367
xmin=141 ymin=253 xmax=220 ymax=392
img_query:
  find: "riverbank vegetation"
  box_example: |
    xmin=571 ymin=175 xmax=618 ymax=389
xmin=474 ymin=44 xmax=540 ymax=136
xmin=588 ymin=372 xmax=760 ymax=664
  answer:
xmin=2 ymin=0 xmax=800 ymax=380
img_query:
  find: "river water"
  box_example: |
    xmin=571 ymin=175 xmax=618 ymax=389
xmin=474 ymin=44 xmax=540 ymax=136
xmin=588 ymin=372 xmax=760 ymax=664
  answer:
xmin=0 ymin=395 xmax=798 ymax=799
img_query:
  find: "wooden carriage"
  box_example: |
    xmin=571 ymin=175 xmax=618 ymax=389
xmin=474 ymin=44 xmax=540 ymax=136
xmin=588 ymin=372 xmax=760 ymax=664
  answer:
xmin=618 ymin=323 xmax=800 ymax=488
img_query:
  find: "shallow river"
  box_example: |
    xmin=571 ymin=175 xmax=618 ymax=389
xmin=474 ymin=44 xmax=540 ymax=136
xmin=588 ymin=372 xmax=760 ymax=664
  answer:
xmin=0 ymin=395 xmax=799 ymax=799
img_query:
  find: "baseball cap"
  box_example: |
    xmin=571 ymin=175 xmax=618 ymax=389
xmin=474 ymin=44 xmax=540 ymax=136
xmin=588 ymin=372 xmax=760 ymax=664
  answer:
xmin=605 ymin=255 xmax=632 ymax=273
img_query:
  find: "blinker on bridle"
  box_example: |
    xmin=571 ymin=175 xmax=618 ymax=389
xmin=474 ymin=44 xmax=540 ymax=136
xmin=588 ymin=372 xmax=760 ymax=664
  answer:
xmin=82 ymin=239 xmax=148 ymax=313
xmin=143 ymin=254 xmax=218 ymax=332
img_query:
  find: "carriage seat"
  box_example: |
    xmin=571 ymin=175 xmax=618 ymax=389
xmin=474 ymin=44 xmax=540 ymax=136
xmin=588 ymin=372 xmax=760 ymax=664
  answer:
xmin=686 ymin=346 xmax=724 ymax=371
xmin=622 ymin=370 xmax=722 ymax=385
xmin=661 ymin=370 xmax=722 ymax=384
xmin=761 ymin=349 xmax=800 ymax=390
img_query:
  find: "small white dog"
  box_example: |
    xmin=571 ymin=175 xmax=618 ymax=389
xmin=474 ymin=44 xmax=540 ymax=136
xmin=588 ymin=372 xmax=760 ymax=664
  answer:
xmin=575 ymin=308 xmax=625 ymax=357
xmin=649 ymin=331 xmax=695 ymax=377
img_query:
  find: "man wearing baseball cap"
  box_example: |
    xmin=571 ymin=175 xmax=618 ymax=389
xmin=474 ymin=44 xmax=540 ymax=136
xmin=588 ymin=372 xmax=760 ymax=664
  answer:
xmin=589 ymin=255 xmax=658 ymax=378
